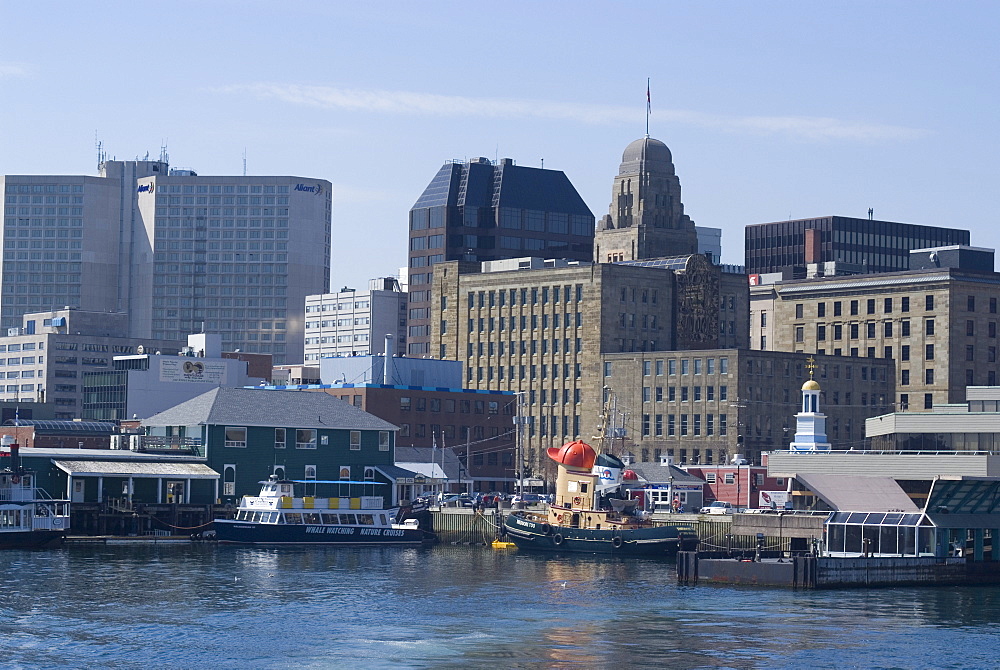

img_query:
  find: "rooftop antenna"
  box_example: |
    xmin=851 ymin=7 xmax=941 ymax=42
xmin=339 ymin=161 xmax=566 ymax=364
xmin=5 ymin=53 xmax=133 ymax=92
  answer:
xmin=243 ymin=148 xmax=247 ymax=176
xmin=540 ymin=158 xmax=544 ymax=169
xmin=868 ymin=207 xmax=874 ymax=221
xmin=159 ymin=141 xmax=169 ymax=166
xmin=95 ymin=132 xmax=106 ymax=169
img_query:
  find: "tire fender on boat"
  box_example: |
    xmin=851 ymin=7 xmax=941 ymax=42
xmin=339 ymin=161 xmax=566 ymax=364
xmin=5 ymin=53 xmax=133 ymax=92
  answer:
xmin=552 ymin=533 xmax=564 ymax=546
xmin=540 ymin=523 xmax=552 ymax=535
xmin=612 ymin=535 xmax=623 ymax=548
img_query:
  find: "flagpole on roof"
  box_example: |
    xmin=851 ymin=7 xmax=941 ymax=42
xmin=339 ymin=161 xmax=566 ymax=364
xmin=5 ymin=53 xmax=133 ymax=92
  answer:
xmin=646 ymin=78 xmax=651 ymax=137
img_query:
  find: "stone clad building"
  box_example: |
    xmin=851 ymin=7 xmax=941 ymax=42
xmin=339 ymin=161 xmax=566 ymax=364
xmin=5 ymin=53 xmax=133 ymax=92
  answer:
xmin=431 ymin=252 xmax=749 ymax=480
xmin=601 ymin=349 xmax=893 ymax=467
xmin=594 ymin=136 xmax=699 ymax=262
xmin=752 ymin=246 xmax=1000 ymax=412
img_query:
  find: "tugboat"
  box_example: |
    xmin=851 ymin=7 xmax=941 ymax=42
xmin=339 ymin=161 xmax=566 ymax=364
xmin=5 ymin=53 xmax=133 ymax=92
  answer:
xmin=0 ymin=441 xmax=71 ymax=549
xmin=504 ymin=440 xmax=698 ymax=556
xmin=213 ymin=475 xmax=435 ymax=545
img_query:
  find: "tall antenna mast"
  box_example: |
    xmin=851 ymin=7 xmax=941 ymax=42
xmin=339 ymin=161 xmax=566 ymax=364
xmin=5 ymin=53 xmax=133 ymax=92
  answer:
xmin=95 ymin=131 xmax=105 ymax=169
xmin=243 ymin=148 xmax=247 ymax=176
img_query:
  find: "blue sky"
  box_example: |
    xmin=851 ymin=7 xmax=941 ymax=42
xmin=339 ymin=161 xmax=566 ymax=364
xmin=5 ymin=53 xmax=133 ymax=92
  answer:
xmin=2 ymin=1 xmax=998 ymax=287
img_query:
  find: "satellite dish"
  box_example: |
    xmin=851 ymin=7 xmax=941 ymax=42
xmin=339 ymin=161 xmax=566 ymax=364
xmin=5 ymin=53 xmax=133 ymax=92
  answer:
xmin=136 ymin=345 xmax=145 ymax=354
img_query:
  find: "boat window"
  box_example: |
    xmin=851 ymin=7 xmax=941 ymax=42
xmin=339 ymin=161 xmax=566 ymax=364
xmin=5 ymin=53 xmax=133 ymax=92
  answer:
xmin=284 ymin=513 xmax=303 ymax=524
xmin=251 ymin=512 xmax=262 ymax=523
xmin=321 ymin=513 xmax=338 ymax=524
xmin=378 ymin=514 xmax=387 ymax=525
xmin=358 ymin=514 xmax=375 ymax=525
xmin=303 ymin=513 xmax=321 ymax=524
xmin=272 ymin=513 xmax=285 ymax=524
xmin=339 ymin=514 xmax=356 ymax=525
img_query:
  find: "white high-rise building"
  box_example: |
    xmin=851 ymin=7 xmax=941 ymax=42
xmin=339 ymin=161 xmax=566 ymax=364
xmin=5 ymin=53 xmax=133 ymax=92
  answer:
xmin=1 ymin=158 xmax=331 ymax=364
xmin=304 ymin=278 xmax=406 ymax=361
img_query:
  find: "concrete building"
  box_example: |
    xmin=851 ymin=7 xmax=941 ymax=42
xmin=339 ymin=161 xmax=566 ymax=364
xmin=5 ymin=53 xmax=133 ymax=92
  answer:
xmin=0 ymin=307 xmax=182 ymax=418
xmin=406 ymin=156 xmax=594 ymax=356
xmin=2 ymin=157 xmax=332 ymax=365
xmin=752 ymin=246 xmax=1000 ymax=411
xmin=81 ymin=333 xmax=267 ymax=421
xmin=866 ymin=385 xmax=1000 ymax=452
xmin=0 ymin=160 xmax=165 ymax=332
xmin=134 ymin=170 xmax=330 ymax=363
xmin=745 ymin=215 xmax=970 ymax=277
xmin=304 ymin=277 xmax=406 ymax=361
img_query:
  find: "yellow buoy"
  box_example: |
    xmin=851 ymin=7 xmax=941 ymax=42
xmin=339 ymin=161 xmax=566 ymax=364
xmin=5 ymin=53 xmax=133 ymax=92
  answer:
xmin=492 ymin=540 xmax=517 ymax=550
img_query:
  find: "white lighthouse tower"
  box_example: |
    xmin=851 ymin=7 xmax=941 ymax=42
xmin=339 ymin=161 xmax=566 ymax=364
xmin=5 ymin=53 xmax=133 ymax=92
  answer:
xmin=789 ymin=357 xmax=832 ymax=452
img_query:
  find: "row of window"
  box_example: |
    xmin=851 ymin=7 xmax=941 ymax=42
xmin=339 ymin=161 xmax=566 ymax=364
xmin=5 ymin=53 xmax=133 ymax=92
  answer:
xmin=793 ymin=294 xmax=997 ymax=320
xmin=641 ymin=385 xmax=730 ymax=403
xmin=399 ymin=423 xmax=507 ymax=440
xmin=463 ymin=284 xmax=587 ymax=310
xmin=639 ymin=413 xmax=729 ymax=437
xmin=156 ymin=184 xmax=290 ymax=195
xmin=465 ymin=313 xmax=583 ymax=332
xmin=469 ymin=364 xmax=582 ymax=381
xmin=607 ymin=357 xmax=731 ymax=377
xmin=305 ymin=300 xmax=375 ymax=313
xmin=223 ymin=427 xmax=390 ymax=451
xmin=468 ymin=338 xmax=583 ymax=357
xmin=4 ymin=184 xmax=85 ymax=194
xmin=399 ymin=397 xmax=513 ymax=414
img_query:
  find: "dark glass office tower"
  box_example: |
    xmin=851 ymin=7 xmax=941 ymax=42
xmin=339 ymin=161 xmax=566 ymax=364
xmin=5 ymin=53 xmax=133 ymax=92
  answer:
xmin=745 ymin=216 xmax=970 ymax=277
xmin=406 ymin=157 xmax=594 ymax=356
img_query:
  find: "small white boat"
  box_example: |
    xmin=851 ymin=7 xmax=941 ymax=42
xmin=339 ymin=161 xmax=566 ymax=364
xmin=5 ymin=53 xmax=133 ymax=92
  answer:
xmin=213 ymin=475 xmax=434 ymax=545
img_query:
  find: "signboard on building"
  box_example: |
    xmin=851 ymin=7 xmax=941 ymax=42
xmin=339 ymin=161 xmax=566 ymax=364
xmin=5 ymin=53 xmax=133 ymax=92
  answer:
xmin=759 ymin=490 xmax=790 ymax=508
xmin=159 ymin=359 xmax=229 ymax=384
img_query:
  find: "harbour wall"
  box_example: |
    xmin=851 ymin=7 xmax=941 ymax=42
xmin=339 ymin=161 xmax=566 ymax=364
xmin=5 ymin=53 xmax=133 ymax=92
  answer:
xmin=677 ymin=553 xmax=1000 ymax=589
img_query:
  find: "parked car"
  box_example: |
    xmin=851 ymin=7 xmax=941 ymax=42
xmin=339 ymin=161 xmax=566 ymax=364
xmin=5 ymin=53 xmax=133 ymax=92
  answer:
xmin=701 ymin=501 xmax=735 ymax=515
xmin=441 ymin=494 xmax=475 ymax=508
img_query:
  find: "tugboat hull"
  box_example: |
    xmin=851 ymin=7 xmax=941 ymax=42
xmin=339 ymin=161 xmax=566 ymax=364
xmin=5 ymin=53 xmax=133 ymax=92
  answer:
xmin=504 ymin=514 xmax=698 ymax=556
xmin=213 ymin=519 xmax=427 ymax=545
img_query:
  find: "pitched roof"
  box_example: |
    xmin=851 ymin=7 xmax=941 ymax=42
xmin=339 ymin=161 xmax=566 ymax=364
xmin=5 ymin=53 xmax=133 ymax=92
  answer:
xmin=141 ymin=387 xmax=397 ymax=431
xmin=54 ymin=460 xmax=218 ymax=478
xmin=796 ymin=473 xmax=918 ymax=512
xmin=623 ymin=462 xmax=705 ymax=485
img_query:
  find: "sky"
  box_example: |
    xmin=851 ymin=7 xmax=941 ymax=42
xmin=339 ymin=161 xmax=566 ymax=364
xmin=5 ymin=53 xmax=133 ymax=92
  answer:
xmin=2 ymin=1 xmax=998 ymax=288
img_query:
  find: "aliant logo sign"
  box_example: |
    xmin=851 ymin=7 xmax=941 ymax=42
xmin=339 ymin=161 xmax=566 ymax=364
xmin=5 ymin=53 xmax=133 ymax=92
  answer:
xmin=136 ymin=184 xmax=155 ymax=194
xmin=294 ymin=183 xmax=323 ymax=195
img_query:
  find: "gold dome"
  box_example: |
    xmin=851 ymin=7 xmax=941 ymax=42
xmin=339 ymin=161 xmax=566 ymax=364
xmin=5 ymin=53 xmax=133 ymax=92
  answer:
xmin=802 ymin=379 xmax=821 ymax=391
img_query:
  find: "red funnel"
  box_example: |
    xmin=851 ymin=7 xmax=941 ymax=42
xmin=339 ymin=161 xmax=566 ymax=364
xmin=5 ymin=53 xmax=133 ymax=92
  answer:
xmin=546 ymin=440 xmax=596 ymax=470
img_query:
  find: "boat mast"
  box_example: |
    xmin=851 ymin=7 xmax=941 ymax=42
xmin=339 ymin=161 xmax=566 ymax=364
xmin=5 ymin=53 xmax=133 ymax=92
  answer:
xmin=515 ymin=391 xmax=525 ymax=496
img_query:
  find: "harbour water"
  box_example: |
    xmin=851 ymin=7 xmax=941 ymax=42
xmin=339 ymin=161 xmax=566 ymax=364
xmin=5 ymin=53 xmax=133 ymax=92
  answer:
xmin=1 ymin=544 xmax=998 ymax=669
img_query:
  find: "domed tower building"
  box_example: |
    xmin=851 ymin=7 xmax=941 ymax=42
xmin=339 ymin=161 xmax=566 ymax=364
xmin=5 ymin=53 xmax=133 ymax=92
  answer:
xmin=594 ymin=136 xmax=699 ymax=263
